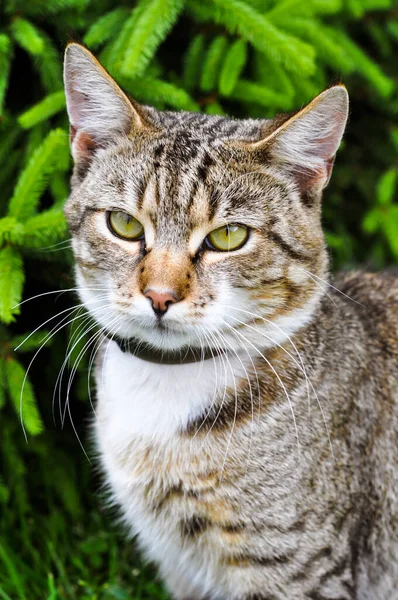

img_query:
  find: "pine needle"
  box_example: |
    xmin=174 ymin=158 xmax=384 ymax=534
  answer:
xmin=0 ymin=246 xmax=24 ymax=324
xmin=8 ymin=129 xmax=69 ymax=222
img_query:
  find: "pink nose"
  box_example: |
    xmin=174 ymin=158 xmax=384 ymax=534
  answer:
xmin=144 ymin=289 xmax=178 ymax=315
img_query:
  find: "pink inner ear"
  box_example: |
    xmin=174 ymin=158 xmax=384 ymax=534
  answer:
xmin=72 ymin=130 xmax=97 ymax=162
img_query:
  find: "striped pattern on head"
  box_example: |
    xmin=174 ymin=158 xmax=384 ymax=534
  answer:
xmin=63 ymin=43 xmax=348 ymax=352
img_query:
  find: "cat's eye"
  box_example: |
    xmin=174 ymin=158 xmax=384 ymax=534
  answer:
xmin=107 ymin=211 xmax=144 ymax=240
xmin=205 ymin=224 xmax=249 ymax=252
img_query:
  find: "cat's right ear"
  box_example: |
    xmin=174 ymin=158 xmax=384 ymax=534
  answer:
xmin=63 ymin=43 xmax=149 ymax=164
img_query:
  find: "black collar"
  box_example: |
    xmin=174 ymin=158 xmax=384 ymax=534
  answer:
xmin=110 ymin=335 xmax=225 ymax=365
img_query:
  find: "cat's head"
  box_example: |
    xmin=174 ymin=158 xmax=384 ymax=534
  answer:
xmin=63 ymin=43 xmax=348 ymax=353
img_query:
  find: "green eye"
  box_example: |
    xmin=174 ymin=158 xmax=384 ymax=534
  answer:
xmin=108 ymin=211 xmax=144 ymax=240
xmin=206 ymin=224 xmax=249 ymax=252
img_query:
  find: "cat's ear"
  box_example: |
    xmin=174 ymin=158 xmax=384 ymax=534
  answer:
xmin=63 ymin=43 xmax=149 ymax=163
xmin=250 ymin=85 xmax=349 ymax=196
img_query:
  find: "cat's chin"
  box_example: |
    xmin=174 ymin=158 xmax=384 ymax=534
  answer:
xmin=108 ymin=323 xmax=203 ymax=353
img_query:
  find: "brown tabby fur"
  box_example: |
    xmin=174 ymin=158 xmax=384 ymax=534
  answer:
xmin=63 ymin=44 xmax=398 ymax=600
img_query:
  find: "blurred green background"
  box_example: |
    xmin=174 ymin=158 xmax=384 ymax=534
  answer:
xmin=0 ymin=0 xmax=397 ymax=598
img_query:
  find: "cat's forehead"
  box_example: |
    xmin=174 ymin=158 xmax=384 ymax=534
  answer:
xmin=97 ymin=116 xmax=274 ymax=234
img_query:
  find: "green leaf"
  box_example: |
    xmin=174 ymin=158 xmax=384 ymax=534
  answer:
xmin=279 ymin=19 xmax=355 ymax=73
xmin=219 ymin=39 xmax=248 ymax=96
xmin=330 ymin=29 xmax=394 ymax=97
xmin=8 ymin=129 xmax=69 ymax=221
xmin=18 ymin=91 xmax=66 ymax=129
xmin=183 ymin=33 xmax=207 ymax=91
xmin=200 ymin=36 xmax=228 ymax=92
xmin=0 ymin=35 xmax=12 ymax=116
xmin=119 ymin=76 xmax=199 ymax=111
xmin=12 ymin=330 xmax=52 ymax=353
xmin=21 ymin=209 xmax=68 ymax=249
xmin=10 ymin=18 xmax=45 ymax=55
xmin=188 ymin=0 xmax=316 ymax=75
xmin=0 ymin=246 xmax=24 ymax=324
xmin=0 ymin=217 xmax=24 ymax=246
xmin=266 ymin=0 xmax=342 ymax=20
xmin=229 ymin=78 xmax=293 ymax=110
xmin=35 ymin=34 xmax=63 ymax=93
xmin=84 ymin=7 xmax=130 ymax=49
xmin=121 ymin=0 xmax=185 ymax=78
xmin=383 ymin=207 xmax=398 ymax=257
xmin=376 ymin=169 xmax=397 ymax=206
xmin=0 ymin=358 xmax=6 ymax=409
xmin=362 ymin=208 xmax=380 ymax=234
xmin=5 ymin=357 xmax=44 ymax=436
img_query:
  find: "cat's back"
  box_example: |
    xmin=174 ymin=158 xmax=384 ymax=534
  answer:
xmin=333 ymin=269 xmax=398 ymax=355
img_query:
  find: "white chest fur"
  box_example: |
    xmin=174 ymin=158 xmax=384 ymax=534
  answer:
xmin=94 ymin=340 xmax=253 ymax=597
xmin=95 ymin=339 xmax=248 ymax=445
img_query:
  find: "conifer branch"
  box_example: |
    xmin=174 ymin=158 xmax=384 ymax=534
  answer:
xmin=5 ymin=357 xmax=44 ymax=436
xmin=0 ymin=35 xmax=12 ymax=116
xmin=219 ymin=39 xmax=248 ymax=96
xmin=0 ymin=246 xmax=24 ymax=324
xmin=84 ymin=7 xmax=131 ymax=49
xmin=189 ymin=0 xmax=316 ymax=74
xmin=200 ymin=36 xmax=228 ymax=92
xmin=18 ymin=91 xmax=66 ymax=129
xmin=10 ymin=18 xmax=46 ymax=56
xmin=121 ymin=0 xmax=185 ymax=78
xmin=8 ymin=129 xmax=69 ymax=222
xmin=183 ymin=34 xmax=207 ymax=91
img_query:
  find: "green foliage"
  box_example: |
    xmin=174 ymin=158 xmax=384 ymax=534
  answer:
xmin=0 ymin=0 xmax=397 ymax=597
xmin=18 ymin=91 xmax=66 ymax=129
xmin=121 ymin=0 xmax=185 ymax=78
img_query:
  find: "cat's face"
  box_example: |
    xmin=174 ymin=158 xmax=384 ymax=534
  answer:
xmin=63 ymin=44 xmax=348 ymax=352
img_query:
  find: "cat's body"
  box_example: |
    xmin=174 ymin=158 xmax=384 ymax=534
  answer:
xmin=63 ymin=45 xmax=398 ymax=599
xmin=95 ymin=272 xmax=398 ymax=600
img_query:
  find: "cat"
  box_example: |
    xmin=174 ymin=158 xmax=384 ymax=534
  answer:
xmin=63 ymin=43 xmax=398 ymax=600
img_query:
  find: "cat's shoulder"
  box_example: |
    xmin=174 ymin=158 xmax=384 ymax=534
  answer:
xmin=333 ymin=269 xmax=398 ymax=350
xmin=334 ymin=268 xmax=398 ymax=306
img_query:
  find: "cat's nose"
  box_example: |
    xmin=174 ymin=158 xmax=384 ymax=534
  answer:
xmin=144 ymin=289 xmax=179 ymax=316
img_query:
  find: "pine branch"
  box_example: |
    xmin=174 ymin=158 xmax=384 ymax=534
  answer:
xmin=21 ymin=209 xmax=68 ymax=249
xmin=330 ymin=29 xmax=394 ymax=97
xmin=200 ymin=36 xmax=228 ymax=92
xmin=5 ymin=357 xmax=44 ymax=436
xmin=102 ymin=1 xmax=162 ymax=71
xmin=0 ymin=246 xmax=24 ymax=324
xmin=8 ymin=129 xmax=69 ymax=222
xmin=10 ymin=18 xmax=46 ymax=55
xmin=0 ymin=358 xmax=6 ymax=409
xmin=84 ymin=7 xmax=131 ymax=49
xmin=219 ymin=39 xmax=248 ymax=96
xmin=18 ymin=91 xmax=66 ymax=129
xmin=280 ymin=19 xmax=355 ymax=73
xmin=50 ymin=172 xmax=70 ymax=205
xmin=0 ymin=35 xmax=12 ymax=116
xmin=0 ymin=217 xmax=24 ymax=246
xmin=265 ymin=0 xmax=342 ymax=20
xmin=119 ymin=76 xmax=199 ymax=111
xmin=188 ymin=0 xmax=316 ymax=75
xmin=121 ymin=0 xmax=185 ymax=78
xmin=229 ymin=78 xmax=293 ymax=110
xmin=183 ymin=34 xmax=207 ymax=91
xmin=12 ymin=330 xmax=52 ymax=353
xmin=253 ymin=51 xmax=295 ymax=101
xmin=34 ymin=34 xmax=63 ymax=93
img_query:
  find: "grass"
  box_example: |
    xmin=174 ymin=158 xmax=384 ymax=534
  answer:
xmin=0 ymin=411 xmax=170 ymax=600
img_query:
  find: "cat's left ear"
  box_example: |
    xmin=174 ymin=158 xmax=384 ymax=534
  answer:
xmin=246 ymin=85 xmax=349 ymax=196
xmin=63 ymin=43 xmax=151 ymax=164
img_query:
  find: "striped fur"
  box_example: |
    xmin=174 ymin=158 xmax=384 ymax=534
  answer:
xmin=64 ymin=45 xmax=398 ymax=600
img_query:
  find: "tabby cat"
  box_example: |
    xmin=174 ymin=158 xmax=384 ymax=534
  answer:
xmin=63 ymin=43 xmax=398 ymax=600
